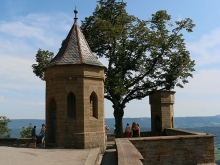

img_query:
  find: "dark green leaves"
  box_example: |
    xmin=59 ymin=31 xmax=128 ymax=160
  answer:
xmin=0 ymin=116 xmax=11 ymax=138
xmin=32 ymin=49 xmax=54 ymax=80
xmin=20 ymin=123 xmax=32 ymax=138
xmin=81 ymin=1 xmax=195 ymax=105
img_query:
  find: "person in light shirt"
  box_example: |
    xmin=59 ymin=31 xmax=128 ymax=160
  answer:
xmin=125 ymin=123 xmax=131 ymax=138
xmin=104 ymin=125 xmax=110 ymax=148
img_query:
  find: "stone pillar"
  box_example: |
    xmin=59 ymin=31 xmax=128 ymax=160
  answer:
xmin=149 ymin=91 xmax=175 ymax=136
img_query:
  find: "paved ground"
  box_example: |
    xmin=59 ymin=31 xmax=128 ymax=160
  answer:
xmin=0 ymin=141 xmax=117 ymax=165
xmin=0 ymin=146 xmax=93 ymax=165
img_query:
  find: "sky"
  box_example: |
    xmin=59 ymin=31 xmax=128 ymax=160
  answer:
xmin=0 ymin=0 xmax=220 ymax=119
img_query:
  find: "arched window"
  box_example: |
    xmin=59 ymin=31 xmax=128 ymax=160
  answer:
xmin=67 ymin=92 xmax=76 ymax=118
xmin=90 ymin=92 xmax=98 ymax=119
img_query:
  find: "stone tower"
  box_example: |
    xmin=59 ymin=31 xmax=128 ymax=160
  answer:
xmin=43 ymin=10 xmax=106 ymax=151
xmin=149 ymin=91 xmax=175 ymax=135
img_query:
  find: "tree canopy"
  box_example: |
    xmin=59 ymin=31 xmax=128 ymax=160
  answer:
xmin=20 ymin=123 xmax=33 ymax=138
xmin=32 ymin=49 xmax=54 ymax=80
xmin=0 ymin=116 xmax=11 ymax=138
xmin=81 ymin=0 xmax=195 ymax=137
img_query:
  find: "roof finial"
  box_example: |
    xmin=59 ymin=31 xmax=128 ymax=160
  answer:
xmin=74 ymin=6 xmax=78 ymax=24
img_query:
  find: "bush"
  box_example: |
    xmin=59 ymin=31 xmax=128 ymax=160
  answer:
xmin=0 ymin=116 xmax=11 ymax=138
xmin=20 ymin=123 xmax=32 ymax=138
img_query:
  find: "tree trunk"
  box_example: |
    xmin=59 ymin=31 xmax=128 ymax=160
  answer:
xmin=113 ymin=103 xmax=124 ymax=138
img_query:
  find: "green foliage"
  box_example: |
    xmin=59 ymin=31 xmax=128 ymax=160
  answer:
xmin=32 ymin=48 xmax=54 ymax=80
xmin=215 ymin=149 xmax=220 ymax=164
xmin=0 ymin=116 xmax=11 ymax=138
xmin=20 ymin=123 xmax=32 ymax=138
xmin=81 ymin=0 xmax=195 ymax=137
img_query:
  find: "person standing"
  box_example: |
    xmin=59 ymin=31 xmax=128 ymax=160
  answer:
xmin=40 ymin=124 xmax=46 ymax=147
xmin=114 ymin=125 xmax=116 ymax=137
xmin=156 ymin=119 xmax=160 ymax=136
xmin=125 ymin=123 xmax=131 ymax=138
xmin=137 ymin=124 xmax=140 ymax=133
xmin=31 ymin=126 xmax=37 ymax=138
xmin=104 ymin=125 xmax=110 ymax=148
xmin=131 ymin=122 xmax=140 ymax=137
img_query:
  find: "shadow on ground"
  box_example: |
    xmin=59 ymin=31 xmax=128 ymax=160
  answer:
xmin=101 ymin=141 xmax=117 ymax=165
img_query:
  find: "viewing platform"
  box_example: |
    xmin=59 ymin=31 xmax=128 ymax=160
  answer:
xmin=0 ymin=128 xmax=217 ymax=165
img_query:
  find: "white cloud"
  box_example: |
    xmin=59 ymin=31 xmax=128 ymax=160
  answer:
xmin=175 ymin=97 xmax=220 ymax=117
xmin=173 ymin=69 xmax=220 ymax=117
xmin=0 ymin=12 xmax=72 ymax=120
xmin=0 ymin=39 xmax=34 ymax=58
xmin=187 ymin=28 xmax=220 ymax=66
xmin=0 ymin=54 xmax=44 ymax=91
xmin=0 ymin=12 xmax=72 ymax=47
xmin=176 ymin=69 xmax=220 ymax=95
xmin=20 ymin=12 xmax=72 ymax=31
xmin=0 ymin=21 xmax=55 ymax=46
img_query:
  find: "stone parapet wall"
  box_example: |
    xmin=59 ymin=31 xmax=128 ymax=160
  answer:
xmin=0 ymin=138 xmax=36 ymax=148
xmin=164 ymin=128 xmax=202 ymax=136
xmin=115 ymin=138 xmax=144 ymax=165
xmin=130 ymin=133 xmax=216 ymax=165
xmin=140 ymin=131 xmax=153 ymax=137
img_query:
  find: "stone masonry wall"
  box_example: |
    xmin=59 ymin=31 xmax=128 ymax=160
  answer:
xmin=0 ymin=138 xmax=36 ymax=148
xmin=130 ymin=134 xmax=215 ymax=165
xmin=149 ymin=91 xmax=175 ymax=136
xmin=44 ymin=64 xmax=105 ymax=151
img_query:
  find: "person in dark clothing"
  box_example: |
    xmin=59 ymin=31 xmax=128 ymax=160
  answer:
xmin=156 ymin=120 xmax=161 ymax=136
xmin=31 ymin=126 xmax=37 ymax=138
xmin=131 ymin=122 xmax=140 ymax=137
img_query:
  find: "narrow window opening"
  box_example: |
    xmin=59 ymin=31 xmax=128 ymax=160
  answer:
xmin=67 ymin=92 xmax=76 ymax=118
xmin=90 ymin=92 xmax=98 ymax=119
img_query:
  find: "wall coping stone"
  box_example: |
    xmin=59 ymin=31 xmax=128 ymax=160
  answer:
xmin=129 ymin=134 xmax=215 ymax=142
xmin=165 ymin=128 xmax=216 ymax=136
xmin=84 ymin=148 xmax=101 ymax=165
xmin=115 ymin=138 xmax=144 ymax=165
xmin=197 ymin=163 xmax=217 ymax=165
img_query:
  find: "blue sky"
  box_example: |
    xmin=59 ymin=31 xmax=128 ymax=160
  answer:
xmin=0 ymin=0 xmax=220 ymax=119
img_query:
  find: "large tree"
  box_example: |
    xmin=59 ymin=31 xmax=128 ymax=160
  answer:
xmin=0 ymin=116 xmax=11 ymax=138
xmin=81 ymin=0 xmax=195 ymax=137
xmin=32 ymin=49 xmax=54 ymax=80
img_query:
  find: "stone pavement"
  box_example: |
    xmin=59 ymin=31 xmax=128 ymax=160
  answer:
xmin=0 ymin=141 xmax=117 ymax=165
xmin=0 ymin=146 xmax=101 ymax=165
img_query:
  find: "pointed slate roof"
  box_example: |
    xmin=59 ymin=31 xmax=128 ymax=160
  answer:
xmin=45 ymin=11 xmax=105 ymax=68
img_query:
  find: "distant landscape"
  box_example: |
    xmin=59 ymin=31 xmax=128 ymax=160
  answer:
xmin=8 ymin=115 xmax=220 ymax=138
xmin=7 ymin=115 xmax=220 ymax=164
